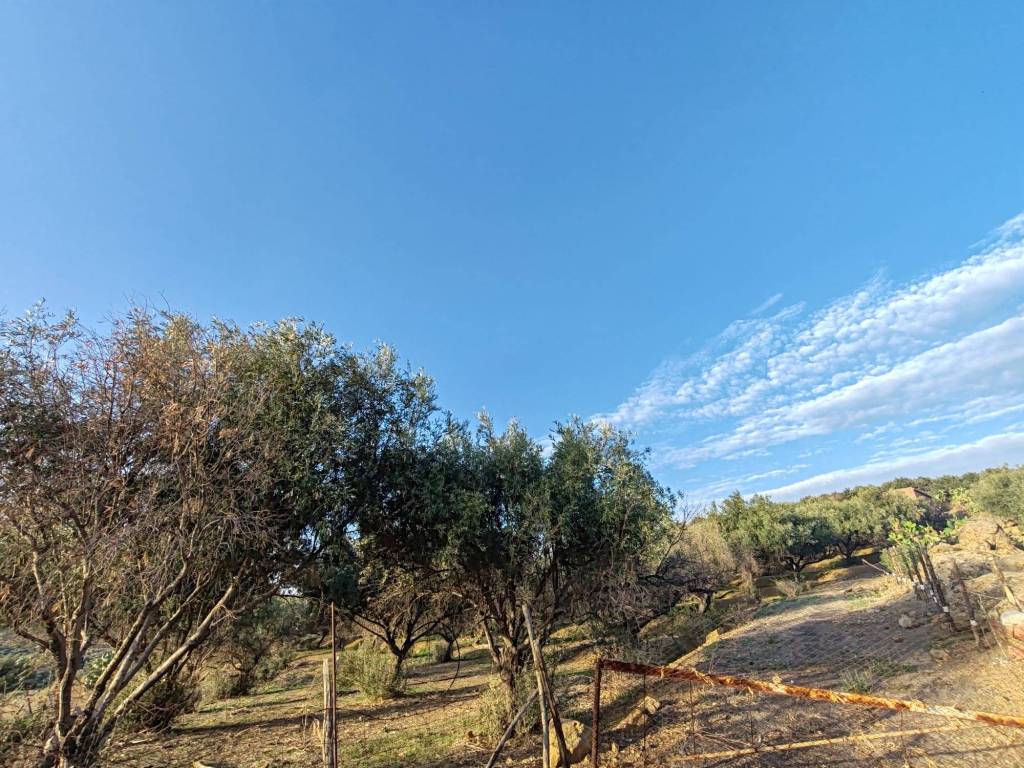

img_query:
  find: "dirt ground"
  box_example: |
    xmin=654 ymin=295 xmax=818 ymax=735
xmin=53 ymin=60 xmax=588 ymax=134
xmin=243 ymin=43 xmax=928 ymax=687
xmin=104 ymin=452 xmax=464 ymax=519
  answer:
xmin=6 ymin=547 xmax=1024 ymax=768
xmin=599 ymin=551 xmax=1024 ymax=767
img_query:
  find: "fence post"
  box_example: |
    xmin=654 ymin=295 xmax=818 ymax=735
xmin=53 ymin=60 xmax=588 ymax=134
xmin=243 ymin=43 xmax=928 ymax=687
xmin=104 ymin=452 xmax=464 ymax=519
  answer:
xmin=951 ymin=559 xmax=982 ymax=648
xmin=591 ymin=659 xmax=602 ymax=768
xmin=330 ymin=603 xmax=338 ymax=768
xmin=990 ymin=555 xmax=1022 ymax=611
xmin=523 ymin=604 xmax=569 ymax=767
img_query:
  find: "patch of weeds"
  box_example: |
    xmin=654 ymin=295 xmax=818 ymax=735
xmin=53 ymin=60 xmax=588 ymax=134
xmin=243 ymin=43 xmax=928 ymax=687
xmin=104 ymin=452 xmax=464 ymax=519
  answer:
xmin=841 ymin=670 xmax=873 ymax=694
xmin=0 ymin=650 xmax=50 ymax=692
xmin=773 ymin=578 xmax=808 ymax=600
xmin=867 ymin=659 xmax=915 ymax=679
xmin=338 ymin=643 xmax=405 ymax=700
xmin=410 ymin=638 xmax=451 ymax=665
xmin=0 ymin=704 xmax=49 ymax=761
xmin=337 ymin=711 xmax=475 ymax=767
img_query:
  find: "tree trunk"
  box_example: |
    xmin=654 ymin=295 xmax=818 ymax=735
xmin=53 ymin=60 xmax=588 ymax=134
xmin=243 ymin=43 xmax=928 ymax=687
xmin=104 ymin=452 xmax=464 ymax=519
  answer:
xmin=696 ymin=590 xmax=714 ymax=615
xmin=441 ymin=637 xmax=455 ymax=663
xmin=497 ymin=654 xmax=518 ymax=720
xmin=841 ymin=541 xmax=857 ymax=565
xmin=391 ymin=648 xmax=410 ymax=684
xmin=438 ymin=626 xmax=457 ymax=662
xmin=39 ymin=717 xmax=107 ymax=768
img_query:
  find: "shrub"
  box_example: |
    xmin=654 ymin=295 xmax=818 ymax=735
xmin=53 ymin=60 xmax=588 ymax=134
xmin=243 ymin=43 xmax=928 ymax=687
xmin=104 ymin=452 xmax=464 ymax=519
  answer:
xmin=0 ymin=651 xmax=49 ymax=692
xmin=474 ymin=663 xmax=569 ymax=744
xmin=841 ymin=670 xmax=872 ymax=694
xmin=119 ymin=671 xmax=201 ymax=732
xmin=413 ymin=638 xmax=451 ymax=665
xmin=215 ymin=597 xmax=307 ymax=698
xmin=80 ymin=651 xmax=115 ymax=690
xmin=475 ymin=671 xmax=537 ymax=743
xmin=1 ymin=654 xmax=34 ymax=693
xmin=338 ymin=642 xmax=405 ymax=700
xmin=0 ymin=705 xmax=49 ymax=761
xmin=772 ymin=577 xmax=806 ymax=600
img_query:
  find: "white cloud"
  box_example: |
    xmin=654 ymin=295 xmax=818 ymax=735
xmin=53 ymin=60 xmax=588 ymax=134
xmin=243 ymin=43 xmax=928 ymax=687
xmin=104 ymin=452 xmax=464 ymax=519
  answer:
xmin=656 ymin=313 xmax=1024 ymax=467
xmin=598 ymin=211 xmax=1024 ymax=501
xmin=761 ymin=429 xmax=1024 ymax=500
xmin=689 ymin=464 xmax=809 ymax=502
xmin=603 ymin=216 xmax=1024 ymax=434
xmin=750 ymin=292 xmax=784 ymax=316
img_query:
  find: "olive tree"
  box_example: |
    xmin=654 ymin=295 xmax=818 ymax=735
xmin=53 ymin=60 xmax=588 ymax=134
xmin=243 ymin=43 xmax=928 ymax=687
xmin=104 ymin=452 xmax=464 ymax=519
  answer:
xmin=439 ymin=417 xmax=672 ymax=709
xmin=969 ymin=466 xmax=1024 ymax=524
xmin=0 ymin=307 xmax=356 ymax=767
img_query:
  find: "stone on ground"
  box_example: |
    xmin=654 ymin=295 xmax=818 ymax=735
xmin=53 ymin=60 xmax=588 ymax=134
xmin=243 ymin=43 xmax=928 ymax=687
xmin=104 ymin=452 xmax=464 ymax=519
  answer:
xmin=547 ymin=719 xmax=592 ymax=768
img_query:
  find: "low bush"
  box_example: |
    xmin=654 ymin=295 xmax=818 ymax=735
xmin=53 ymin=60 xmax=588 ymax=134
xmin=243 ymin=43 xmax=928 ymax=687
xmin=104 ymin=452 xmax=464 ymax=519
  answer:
xmin=413 ymin=638 xmax=451 ymax=665
xmin=841 ymin=669 xmax=872 ymax=694
xmin=338 ymin=642 xmax=405 ymax=700
xmin=0 ymin=651 xmax=50 ymax=692
xmin=773 ymin=577 xmax=806 ymax=600
xmin=474 ymin=663 xmax=569 ymax=744
xmin=0 ymin=703 xmax=49 ymax=761
xmin=476 ymin=672 xmax=535 ymax=744
xmin=214 ymin=597 xmax=308 ymax=698
xmin=80 ymin=650 xmax=115 ymax=691
xmin=120 ymin=670 xmax=201 ymax=732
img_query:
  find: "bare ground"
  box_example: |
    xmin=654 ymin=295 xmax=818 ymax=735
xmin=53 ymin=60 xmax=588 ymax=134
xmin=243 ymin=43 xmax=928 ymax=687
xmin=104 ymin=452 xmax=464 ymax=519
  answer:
xmin=6 ymin=550 xmax=1024 ymax=768
xmin=599 ymin=552 xmax=1024 ymax=767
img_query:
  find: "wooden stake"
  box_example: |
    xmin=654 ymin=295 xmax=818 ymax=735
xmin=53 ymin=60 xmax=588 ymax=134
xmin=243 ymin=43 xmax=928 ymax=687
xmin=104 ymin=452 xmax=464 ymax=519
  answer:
xmin=485 ymin=690 xmax=540 ymax=768
xmin=531 ymin=632 xmax=550 ymax=768
xmin=322 ymin=659 xmax=331 ymax=767
xmin=991 ymin=555 xmax=1022 ymax=611
xmin=913 ymin=548 xmax=929 ymax=606
xmin=951 ymin=559 xmax=982 ymax=648
xmin=330 ymin=603 xmax=338 ymax=768
xmin=590 ymin=659 xmax=602 ymax=768
xmin=523 ymin=604 xmax=569 ymax=767
xmin=921 ymin=547 xmax=956 ymax=630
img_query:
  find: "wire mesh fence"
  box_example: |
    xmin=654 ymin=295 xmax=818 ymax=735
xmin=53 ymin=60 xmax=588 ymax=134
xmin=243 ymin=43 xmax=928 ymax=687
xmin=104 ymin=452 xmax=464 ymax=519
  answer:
xmin=590 ymin=549 xmax=1024 ymax=767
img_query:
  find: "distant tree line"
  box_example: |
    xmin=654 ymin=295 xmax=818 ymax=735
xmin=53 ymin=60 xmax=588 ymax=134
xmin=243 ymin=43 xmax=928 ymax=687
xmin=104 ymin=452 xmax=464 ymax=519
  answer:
xmin=709 ymin=465 xmax=1024 ymax=584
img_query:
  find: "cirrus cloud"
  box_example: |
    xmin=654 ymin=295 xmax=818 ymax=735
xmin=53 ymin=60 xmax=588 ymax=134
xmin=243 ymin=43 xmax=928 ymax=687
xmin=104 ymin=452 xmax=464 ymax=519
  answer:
xmin=597 ymin=212 xmax=1024 ymax=502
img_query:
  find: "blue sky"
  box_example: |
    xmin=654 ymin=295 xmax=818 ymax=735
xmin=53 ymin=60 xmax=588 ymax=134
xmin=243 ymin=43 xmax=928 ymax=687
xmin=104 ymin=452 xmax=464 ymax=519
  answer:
xmin=2 ymin=3 xmax=1023 ymax=501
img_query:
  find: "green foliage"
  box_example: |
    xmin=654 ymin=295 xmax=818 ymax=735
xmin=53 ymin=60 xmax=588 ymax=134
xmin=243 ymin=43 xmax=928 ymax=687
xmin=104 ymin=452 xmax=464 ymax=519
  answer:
xmin=716 ymin=494 xmax=835 ymax=576
xmin=80 ymin=651 xmax=116 ymax=690
xmin=119 ymin=671 xmax=201 ymax=732
xmin=338 ymin=642 xmax=406 ymax=700
xmin=841 ymin=669 xmax=873 ymax=694
xmin=715 ymin=480 xmax=931 ymax=579
xmin=968 ymin=466 xmax=1024 ymax=524
xmin=413 ymin=638 xmax=452 ymax=665
xmin=0 ymin=650 xmax=49 ymax=692
xmin=215 ymin=598 xmax=309 ymax=698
